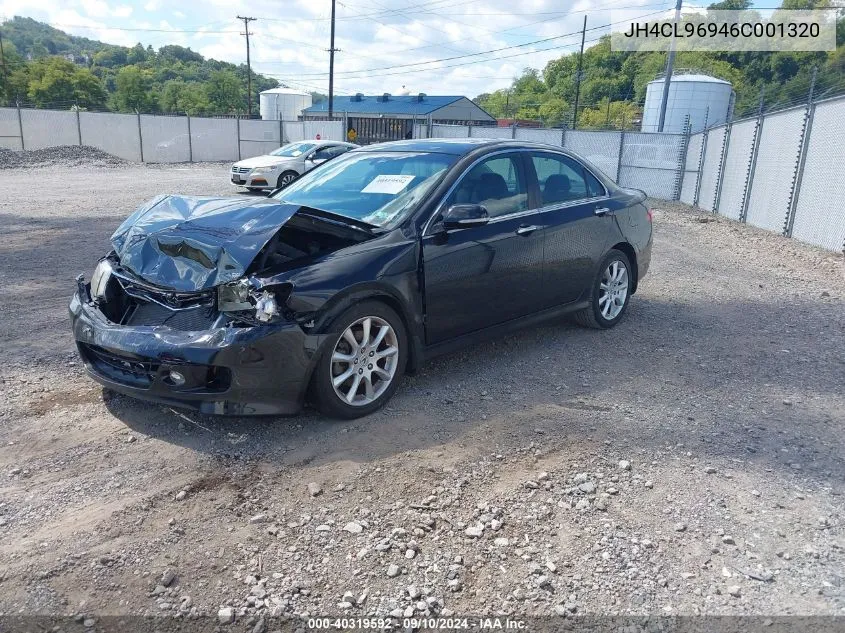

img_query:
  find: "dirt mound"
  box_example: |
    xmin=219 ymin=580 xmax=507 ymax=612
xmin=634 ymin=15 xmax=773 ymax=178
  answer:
xmin=0 ymin=145 xmax=129 ymax=169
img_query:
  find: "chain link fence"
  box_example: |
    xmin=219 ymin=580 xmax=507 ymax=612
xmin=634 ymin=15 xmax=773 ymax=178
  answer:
xmin=416 ymin=94 xmax=845 ymax=253
xmin=0 ymin=106 xmax=346 ymax=162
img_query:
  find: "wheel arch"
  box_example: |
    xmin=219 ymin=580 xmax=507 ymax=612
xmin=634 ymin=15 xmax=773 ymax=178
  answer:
xmin=610 ymin=241 xmax=638 ymax=293
xmin=302 ymin=283 xmax=422 ymax=390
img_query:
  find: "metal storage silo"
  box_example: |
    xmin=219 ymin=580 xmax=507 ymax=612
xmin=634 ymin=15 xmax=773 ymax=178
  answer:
xmin=259 ymin=88 xmax=313 ymax=121
xmin=641 ymin=72 xmax=733 ymax=133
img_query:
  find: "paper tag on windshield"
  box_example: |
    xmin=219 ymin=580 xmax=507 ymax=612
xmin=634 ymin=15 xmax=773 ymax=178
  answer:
xmin=361 ymin=174 xmax=415 ymax=194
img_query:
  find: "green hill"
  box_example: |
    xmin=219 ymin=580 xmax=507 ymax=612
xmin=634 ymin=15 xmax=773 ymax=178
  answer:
xmin=0 ymin=16 xmax=282 ymax=115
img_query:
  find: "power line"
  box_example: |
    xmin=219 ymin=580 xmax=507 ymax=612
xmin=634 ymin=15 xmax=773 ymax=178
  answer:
xmin=335 ymin=0 xmax=472 ymax=57
xmin=43 ymin=23 xmax=241 ymax=34
xmin=237 ymin=16 xmax=256 ymax=117
xmin=294 ymin=9 xmax=667 ymax=79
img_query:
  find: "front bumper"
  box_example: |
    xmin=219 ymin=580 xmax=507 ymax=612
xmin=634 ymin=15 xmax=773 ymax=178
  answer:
xmin=230 ymin=169 xmax=274 ymax=189
xmin=69 ymin=290 xmax=325 ymax=416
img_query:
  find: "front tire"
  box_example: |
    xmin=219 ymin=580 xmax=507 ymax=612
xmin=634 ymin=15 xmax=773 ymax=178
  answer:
xmin=573 ymin=249 xmax=633 ymax=329
xmin=311 ymin=301 xmax=407 ymax=419
xmin=277 ymin=170 xmax=299 ymax=189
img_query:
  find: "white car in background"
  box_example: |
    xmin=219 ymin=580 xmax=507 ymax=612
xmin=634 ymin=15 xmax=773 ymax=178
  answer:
xmin=230 ymin=140 xmax=357 ymax=191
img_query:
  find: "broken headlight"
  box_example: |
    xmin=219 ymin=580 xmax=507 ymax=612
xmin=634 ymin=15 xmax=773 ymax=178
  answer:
xmin=90 ymin=258 xmax=113 ymax=301
xmin=217 ymin=279 xmax=289 ymax=324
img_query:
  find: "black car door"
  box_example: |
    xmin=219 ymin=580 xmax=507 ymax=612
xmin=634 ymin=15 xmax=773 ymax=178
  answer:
xmin=421 ymin=152 xmax=545 ymax=345
xmin=527 ymin=151 xmax=613 ymax=308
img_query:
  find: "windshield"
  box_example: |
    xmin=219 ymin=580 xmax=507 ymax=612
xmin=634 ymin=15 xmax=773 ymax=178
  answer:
xmin=270 ymin=142 xmax=316 ymax=157
xmin=272 ymin=151 xmax=458 ymax=228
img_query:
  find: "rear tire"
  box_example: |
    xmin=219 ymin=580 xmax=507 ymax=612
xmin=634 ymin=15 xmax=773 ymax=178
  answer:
xmin=311 ymin=301 xmax=407 ymax=419
xmin=573 ymin=249 xmax=633 ymax=329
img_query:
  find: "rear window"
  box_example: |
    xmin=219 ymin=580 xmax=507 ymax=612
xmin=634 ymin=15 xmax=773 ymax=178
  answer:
xmin=273 ymin=151 xmax=457 ymax=228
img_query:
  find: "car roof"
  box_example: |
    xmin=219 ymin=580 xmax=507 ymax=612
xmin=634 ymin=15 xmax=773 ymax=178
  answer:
xmin=287 ymin=139 xmax=357 ymax=147
xmin=356 ymin=137 xmax=570 ymax=156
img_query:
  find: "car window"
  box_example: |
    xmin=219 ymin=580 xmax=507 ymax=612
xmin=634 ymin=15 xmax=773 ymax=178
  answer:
xmin=584 ymin=168 xmax=606 ymax=197
xmin=274 ymin=151 xmax=457 ymax=228
xmin=530 ymin=153 xmax=594 ymax=206
xmin=446 ymin=154 xmax=528 ymax=219
xmin=311 ymin=146 xmax=337 ymax=160
xmin=270 ymin=142 xmax=315 ymax=157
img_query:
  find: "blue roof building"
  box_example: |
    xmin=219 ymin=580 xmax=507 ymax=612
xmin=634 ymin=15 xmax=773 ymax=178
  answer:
xmin=302 ymin=93 xmax=495 ymax=144
xmin=303 ymin=93 xmax=495 ymax=123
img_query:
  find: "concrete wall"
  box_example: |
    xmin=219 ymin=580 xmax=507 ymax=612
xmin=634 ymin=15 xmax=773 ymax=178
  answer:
xmin=0 ymin=108 xmax=345 ymax=163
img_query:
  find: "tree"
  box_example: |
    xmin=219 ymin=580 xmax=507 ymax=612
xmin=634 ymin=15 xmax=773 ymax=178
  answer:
xmin=158 ymin=45 xmax=203 ymax=64
xmin=538 ymin=97 xmax=568 ymax=126
xmin=708 ymin=0 xmax=751 ymax=9
xmin=205 ymin=70 xmax=243 ymax=114
xmin=92 ymin=47 xmax=128 ymax=68
xmin=70 ymin=68 xmax=108 ymax=109
xmin=26 ymin=57 xmax=76 ymax=106
xmin=579 ymin=99 xmax=641 ymax=130
xmin=126 ymin=43 xmax=148 ymax=65
xmin=25 ymin=57 xmax=107 ymax=109
xmin=160 ymin=80 xmax=210 ymax=115
xmin=113 ymin=65 xmax=156 ymax=112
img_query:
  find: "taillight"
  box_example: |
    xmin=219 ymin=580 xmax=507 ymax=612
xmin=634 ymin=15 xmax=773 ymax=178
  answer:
xmin=647 ymin=209 xmax=654 ymax=223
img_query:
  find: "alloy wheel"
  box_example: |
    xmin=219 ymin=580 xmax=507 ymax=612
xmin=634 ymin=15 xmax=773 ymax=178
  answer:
xmin=330 ymin=316 xmax=399 ymax=406
xmin=598 ymin=259 xmax=629 ymax=320
xmin=280 ymin=173 xmax=297 ymax=187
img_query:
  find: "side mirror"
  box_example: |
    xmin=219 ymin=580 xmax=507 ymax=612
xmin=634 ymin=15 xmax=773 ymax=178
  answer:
xmin=442 ymin=204 xmax=489 ymax=230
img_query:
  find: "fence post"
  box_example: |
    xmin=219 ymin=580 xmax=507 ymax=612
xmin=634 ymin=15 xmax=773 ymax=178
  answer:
xmin=784 ymin=67 xmax=817 ymax=238
xmin=616 ymin=129 xmax=625 ymax=183
xmin=513 ymin=123 xmax=517 ymax=140
xmin=740 ymin=92 xmax=766 ymax=224
xmin=343 ymin=111 xmax=348 ymax=141
xmin=692 ymin=107 xmax=710 ymax=207
xmin=468 ymin=122 xmax=473 ymax=138
xmin=236 ymin=114 xmax=242 ymax=161
xmin=136 ymin=110 xmax=144 ymax=163
xmin=75 ymin=104 xmax=82 ymax=146
xmin=280 ymin=119 xmax=286 ymax=144
xmin=712 ymin=121 xmax=732 ymax=213
xmin=426 ymin=114 xmax=432 ymax=138
xmin=16 ymin=101 xmax=24 ymax=150
xmin=186 ymin=114 xmax=193 ymax=163
xmin=672 ymin=115 xmax=691 ymax=201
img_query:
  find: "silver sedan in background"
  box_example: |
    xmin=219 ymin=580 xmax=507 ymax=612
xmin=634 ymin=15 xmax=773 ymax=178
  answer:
xmin=230 ymin=140 xmax=358 ymax=191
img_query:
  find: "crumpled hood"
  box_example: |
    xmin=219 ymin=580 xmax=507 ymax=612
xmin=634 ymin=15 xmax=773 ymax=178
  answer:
xmin=111 ymin=195 xmax=299 ymax=291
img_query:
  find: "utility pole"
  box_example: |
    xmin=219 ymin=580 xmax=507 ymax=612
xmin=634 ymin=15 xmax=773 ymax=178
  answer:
xmin=328 ymin=0 xmax=338 ymax=119
xmin=237 ymin=16 xmax=257 ymax=117
xmin=572 ymin=15 xmax=587 ymax=130
xmin=0 ymin=31 xmax=9 ymax=105
xmin=657 ymin=0 xmax=683 ymax=132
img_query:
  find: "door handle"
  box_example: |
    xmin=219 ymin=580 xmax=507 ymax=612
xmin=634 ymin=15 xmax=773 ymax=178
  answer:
xmin=594 ymin=207 xmax=612 ymax=216
xmin=516 ymin=224 xmax=539 ymax=236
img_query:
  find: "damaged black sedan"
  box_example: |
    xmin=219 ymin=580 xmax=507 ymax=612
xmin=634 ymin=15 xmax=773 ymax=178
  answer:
xmin=70 ymin=139 xmax=652 ymax=418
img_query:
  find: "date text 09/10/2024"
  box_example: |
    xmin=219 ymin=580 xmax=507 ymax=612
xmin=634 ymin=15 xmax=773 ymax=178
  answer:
xmin=306 ymin=617 xmax=528 ymax=629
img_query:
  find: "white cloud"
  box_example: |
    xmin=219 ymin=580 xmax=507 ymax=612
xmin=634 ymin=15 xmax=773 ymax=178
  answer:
xmin=79 ymin=0 xmax=109 ymax=18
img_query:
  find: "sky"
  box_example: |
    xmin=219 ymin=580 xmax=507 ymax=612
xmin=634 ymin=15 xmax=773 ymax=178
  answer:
xmin=0 ymin=0 xmax=677 ymax=98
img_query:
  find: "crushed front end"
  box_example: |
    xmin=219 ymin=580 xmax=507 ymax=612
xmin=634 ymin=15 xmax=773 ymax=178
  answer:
xmin=69 ymin=258 xmax=319 ymax=416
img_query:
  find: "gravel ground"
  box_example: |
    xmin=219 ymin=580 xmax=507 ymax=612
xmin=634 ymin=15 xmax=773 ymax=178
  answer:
xmin=0 ymin=163 xmax=844 ymax=626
